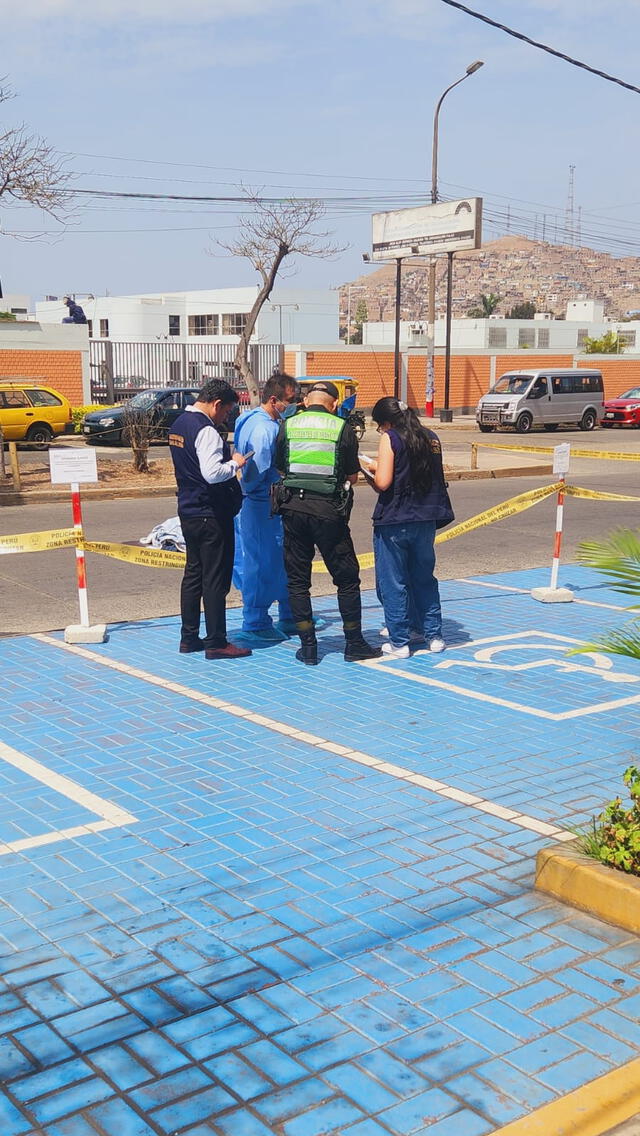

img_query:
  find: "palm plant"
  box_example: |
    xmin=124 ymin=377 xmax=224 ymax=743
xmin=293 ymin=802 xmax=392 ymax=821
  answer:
xmin=467 ymin=292 xmax=501 ymax=319
xmin=572 ymin=529 xmax=640 ymax=660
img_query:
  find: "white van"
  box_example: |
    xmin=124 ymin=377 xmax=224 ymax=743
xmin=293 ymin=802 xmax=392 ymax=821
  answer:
xmin=476 ymin=369 xmax=604 ymax=434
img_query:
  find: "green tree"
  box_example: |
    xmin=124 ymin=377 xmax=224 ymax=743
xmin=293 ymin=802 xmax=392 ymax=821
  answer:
xmin=467 ymin=292 xmax=501 ymax=318
xmin=506 ymin=301 xmax=537 ymax=319
xmin=583 ymin=331 xmax=623 ymax=354
xmin=350 ymin=298 xmax=368 ymax=345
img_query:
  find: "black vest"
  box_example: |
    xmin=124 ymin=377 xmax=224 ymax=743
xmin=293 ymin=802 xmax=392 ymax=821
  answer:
xmin=169 ymin=410 xmax=242 ymax=519
xmin=372 ymin=428 xmax=454 ymax=528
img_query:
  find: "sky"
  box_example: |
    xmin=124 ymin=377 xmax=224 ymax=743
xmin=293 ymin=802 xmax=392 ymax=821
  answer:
xmin=1 ymin=0 xmax=640 ymax=302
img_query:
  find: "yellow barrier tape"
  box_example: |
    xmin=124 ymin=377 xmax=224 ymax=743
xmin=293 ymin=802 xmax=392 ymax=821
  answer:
xmin=477 ymin=442 xmax=640 ymax=462
xmin=81 ymin=540 xmax=187 ymax=570
xmin=0 ymin=528 xmax=76 ymax=555
xmin=564 ymin=485 xmax=640 ymax=502
xmin=312 ymin=550 xmax=375 ymax=574
xmin=1 ymin=479 xmax=635 ymax=572
xmin=435 ymin=483 xmax=563 ymax=544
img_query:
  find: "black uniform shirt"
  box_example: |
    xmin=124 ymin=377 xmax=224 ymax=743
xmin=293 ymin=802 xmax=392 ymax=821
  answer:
xmin=275 ymin=405 xmax=360 ymax=520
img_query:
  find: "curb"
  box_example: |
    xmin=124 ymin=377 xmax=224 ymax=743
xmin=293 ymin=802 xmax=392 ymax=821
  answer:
xmin=0 ymin=484 xmax=177 ymax=506
xmin=488 ymin=1057 xmax=640 ymax=1136
xmin=0 ymin=465 xmax=553 ymax=506
xmin=535 ymin=842 xmax=640 ymax=935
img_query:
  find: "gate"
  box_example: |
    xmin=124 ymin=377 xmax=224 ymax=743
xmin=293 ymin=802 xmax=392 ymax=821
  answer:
xmin=89 ymin=341 xmax=282 ymax=403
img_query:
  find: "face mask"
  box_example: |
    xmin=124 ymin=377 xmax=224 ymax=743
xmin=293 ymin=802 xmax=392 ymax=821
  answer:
xmin=282 ymin=402 xmax=298 ymax=419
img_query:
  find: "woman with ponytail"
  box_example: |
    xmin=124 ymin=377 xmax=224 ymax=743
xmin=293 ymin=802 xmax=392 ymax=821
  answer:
xmin=365 ymin=397 xmax=454 ymax=658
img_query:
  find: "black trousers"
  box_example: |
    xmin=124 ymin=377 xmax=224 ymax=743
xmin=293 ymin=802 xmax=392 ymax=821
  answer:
xmin=282 ymin=509 xmax=362 ymax=630
xmin=179 ymin=514 xmax=234 ymax=648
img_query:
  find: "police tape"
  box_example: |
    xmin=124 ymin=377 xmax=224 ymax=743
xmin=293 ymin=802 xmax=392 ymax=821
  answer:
xmin=0 ymin=528 xmax=77 ymax=555
xmin=1 ymin=479 xmax=637 ymax=572
xmin=476 ymin=442 xmax=640 ymax=462
xmin=434 ymin=482 xmax=563 ymax=544
xmin=563 ymin=486 xmax=640 ymax=502
xmin=82 ymin=540 xmax=187 ymax=570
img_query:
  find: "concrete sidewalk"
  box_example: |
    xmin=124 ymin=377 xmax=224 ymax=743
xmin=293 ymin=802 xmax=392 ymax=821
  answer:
xmin=1 ymin=566 xmax=640 ymax=1135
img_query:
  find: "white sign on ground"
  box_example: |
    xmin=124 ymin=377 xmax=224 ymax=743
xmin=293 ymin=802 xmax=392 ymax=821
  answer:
xmin=49 ymin=447 xmax=98 ymax=485
xmin=371 ymin=198 xmax=482 ymax=261
xmin=553 ymin=443 xmax=571 ymax=476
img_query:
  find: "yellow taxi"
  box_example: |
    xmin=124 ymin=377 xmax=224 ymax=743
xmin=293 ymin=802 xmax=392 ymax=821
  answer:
xmin=0 ymin=381 xmax=73 ymax=446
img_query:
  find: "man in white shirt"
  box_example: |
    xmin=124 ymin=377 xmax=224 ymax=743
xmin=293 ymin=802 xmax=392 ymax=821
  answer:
xmin=169 ymin=378 xmax=252 ymax=660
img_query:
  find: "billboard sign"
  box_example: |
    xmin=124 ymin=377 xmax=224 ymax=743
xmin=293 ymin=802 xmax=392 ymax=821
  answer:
xmin=371 ymin=198 xmax=482 ymax=261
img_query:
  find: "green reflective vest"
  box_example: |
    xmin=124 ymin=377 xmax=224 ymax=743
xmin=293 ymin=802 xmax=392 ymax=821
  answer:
xmin=283 ymin=410 xmax=346 ymax=495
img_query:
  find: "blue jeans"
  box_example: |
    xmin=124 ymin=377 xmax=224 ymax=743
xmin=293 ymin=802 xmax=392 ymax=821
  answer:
xmin=374 ymin=521 xmax=442 ymax=647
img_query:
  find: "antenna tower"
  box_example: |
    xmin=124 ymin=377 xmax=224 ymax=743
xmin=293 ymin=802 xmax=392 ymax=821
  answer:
xmin=565 ymin=164 xmax=575 ymax=246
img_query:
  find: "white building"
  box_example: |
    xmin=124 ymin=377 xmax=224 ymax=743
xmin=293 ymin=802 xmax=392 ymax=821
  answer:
xmin=1 ymin=293 xmax=32 ymax=318
xmin=363 ymin=303 xmax=640 ymax=353
xmin=36 ymin=287 xmax=338 ymax=345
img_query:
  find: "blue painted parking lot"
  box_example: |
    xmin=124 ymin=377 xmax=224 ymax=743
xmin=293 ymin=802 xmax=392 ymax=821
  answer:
xmin=1 ymin=565 xmax=640 ymax=1135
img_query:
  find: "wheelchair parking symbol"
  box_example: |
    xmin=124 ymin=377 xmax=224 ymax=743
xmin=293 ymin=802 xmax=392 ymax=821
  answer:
xmin=370 ymin=631 xmax=640 ymax=720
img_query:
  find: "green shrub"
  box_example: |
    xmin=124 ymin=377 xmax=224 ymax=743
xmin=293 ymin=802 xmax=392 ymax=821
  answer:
xmin=0 ymin=311 xmax=17 ymax=321
xmin=577 ymin=766 xmax=640 ymax=876
xmin=72 ymin=404 xmax=114 ymax=433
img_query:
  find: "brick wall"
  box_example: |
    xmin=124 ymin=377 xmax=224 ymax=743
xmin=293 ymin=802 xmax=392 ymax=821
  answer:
xmin=576 ymin=356 xmax=640 ymax=398
xmin=0 ymin=349 xmax=85 ymax=405
xmin=302 ymin=350 xmax=394 ymax=406
xmin=0 ymin=323 xmax=89 ymax=405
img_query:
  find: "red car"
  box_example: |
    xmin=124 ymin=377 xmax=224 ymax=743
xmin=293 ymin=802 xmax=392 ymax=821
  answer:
xmin=602 ymin=386 xmax=640 ymax=427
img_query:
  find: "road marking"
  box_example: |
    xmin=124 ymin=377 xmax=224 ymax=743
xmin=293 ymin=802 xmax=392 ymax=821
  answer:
xmin=0 ymin=739 xmax=138 ymax=856
xmin=32 ymin=634 xmax=573 ymax=843
xmin=458 ymin=577 xmax=631 ymax=612
xmin=360 ymin=630 xmax=640 ymax=720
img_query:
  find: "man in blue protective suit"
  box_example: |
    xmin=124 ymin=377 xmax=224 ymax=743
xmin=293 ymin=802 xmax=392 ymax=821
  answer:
xmin=234 ymin=372 xmax=298 ymax=640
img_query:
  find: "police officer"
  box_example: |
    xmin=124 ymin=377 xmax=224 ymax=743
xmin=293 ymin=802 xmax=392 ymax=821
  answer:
xmin=275 ymin=380 xmax=381 ymax=666
xmin=169 ymin=378 xmax=252 ymax=661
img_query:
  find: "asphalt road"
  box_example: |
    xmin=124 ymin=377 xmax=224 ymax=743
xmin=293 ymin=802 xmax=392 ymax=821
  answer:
xmin=2 ymin=428 xmax=639 ymax=633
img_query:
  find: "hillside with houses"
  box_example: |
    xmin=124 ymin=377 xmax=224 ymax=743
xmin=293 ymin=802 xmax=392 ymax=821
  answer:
xmin=340 ymin=236 xmax=640 ymax=326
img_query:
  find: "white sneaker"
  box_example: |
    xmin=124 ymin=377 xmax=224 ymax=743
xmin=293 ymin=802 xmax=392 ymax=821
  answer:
xmin=381 ymin=627 xmax=425 ymax=643
xmin=381 ymin=642 xmax=410 ymax=659
xmin=429 ymin=636 xmax=446 ymax=654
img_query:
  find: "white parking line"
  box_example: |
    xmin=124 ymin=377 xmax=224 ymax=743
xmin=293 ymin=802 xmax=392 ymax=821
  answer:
xmin=32 ymin=634 xmax=573 ymax=843
xmin=458 ymin=577 xmax=630 ymax=612
xmin=0 ymin=739 xmax=137 ymax=856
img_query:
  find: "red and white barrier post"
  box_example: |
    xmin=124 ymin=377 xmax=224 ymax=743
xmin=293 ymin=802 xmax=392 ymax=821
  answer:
xmin=531 ymin=442 xmax=574 ymax=604
xmin=71 ymin=481 xmax=90 ymax=627
xmin=549 ymin=476 xmax=565 ymax=592
xmin=49 ymin=446 xmax=107 ymax=643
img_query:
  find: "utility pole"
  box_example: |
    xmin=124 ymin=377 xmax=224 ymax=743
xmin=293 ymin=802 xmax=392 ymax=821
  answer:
xmin=425 ymin=61 xmax=484 ymax=418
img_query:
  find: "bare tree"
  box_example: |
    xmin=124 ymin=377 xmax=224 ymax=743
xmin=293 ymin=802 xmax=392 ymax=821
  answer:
xmin=1 ymin=80 xmax=72 ymax=221
xmin=122 ymin=399 xmax=159 ymax=474
xmin=218 ymin=194 xmax=345 ymax=405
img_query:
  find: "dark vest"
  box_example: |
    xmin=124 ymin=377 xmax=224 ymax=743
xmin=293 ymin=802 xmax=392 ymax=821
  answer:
xmin=372 ymin=427 xmax=454 ymax=528
xmin=169 ymin=410 xmax=242 ymax=519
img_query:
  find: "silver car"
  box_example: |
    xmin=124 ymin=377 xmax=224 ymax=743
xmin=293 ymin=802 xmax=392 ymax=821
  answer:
xmin=476 ymin=369 xmax=604 ymax=434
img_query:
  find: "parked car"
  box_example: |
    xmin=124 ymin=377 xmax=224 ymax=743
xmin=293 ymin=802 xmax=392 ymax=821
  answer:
xmin=82 ymin=387 xmax=200 ymax=445
xmin=476 ymin=368 xmax=604 ymax=434
xmin=602 ymin=387 xmax=640 ymax=428
xmin=0 ymin=381 xmax=73 ymax=447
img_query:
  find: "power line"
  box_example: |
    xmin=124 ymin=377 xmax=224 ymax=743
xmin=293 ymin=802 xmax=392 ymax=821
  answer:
xmin=439 ymin=0 xmax=640 ymax=95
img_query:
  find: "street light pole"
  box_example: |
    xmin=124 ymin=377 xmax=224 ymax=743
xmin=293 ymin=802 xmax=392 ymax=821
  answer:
xmin=425 ymin=60 xmax=483 ymax=419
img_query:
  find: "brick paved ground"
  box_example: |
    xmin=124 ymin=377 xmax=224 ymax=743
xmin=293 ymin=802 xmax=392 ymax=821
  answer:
xmin=1 ymin=565 xmax=640 ymax=1135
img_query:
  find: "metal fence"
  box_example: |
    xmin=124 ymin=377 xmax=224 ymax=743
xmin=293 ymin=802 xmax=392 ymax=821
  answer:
xmin=89 ymin=340 xmax=282 ymax=403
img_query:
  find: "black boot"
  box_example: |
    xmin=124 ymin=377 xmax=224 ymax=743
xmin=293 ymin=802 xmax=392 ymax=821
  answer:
xmin=295 ymin=627 xmax=318 ymax=667
xmin=344 ymin=631 xmax=382 ymax=662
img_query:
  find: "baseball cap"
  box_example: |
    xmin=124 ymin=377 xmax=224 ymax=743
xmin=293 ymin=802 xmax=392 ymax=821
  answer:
xmin=308 ymin=381 xmax=339 ymax=400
